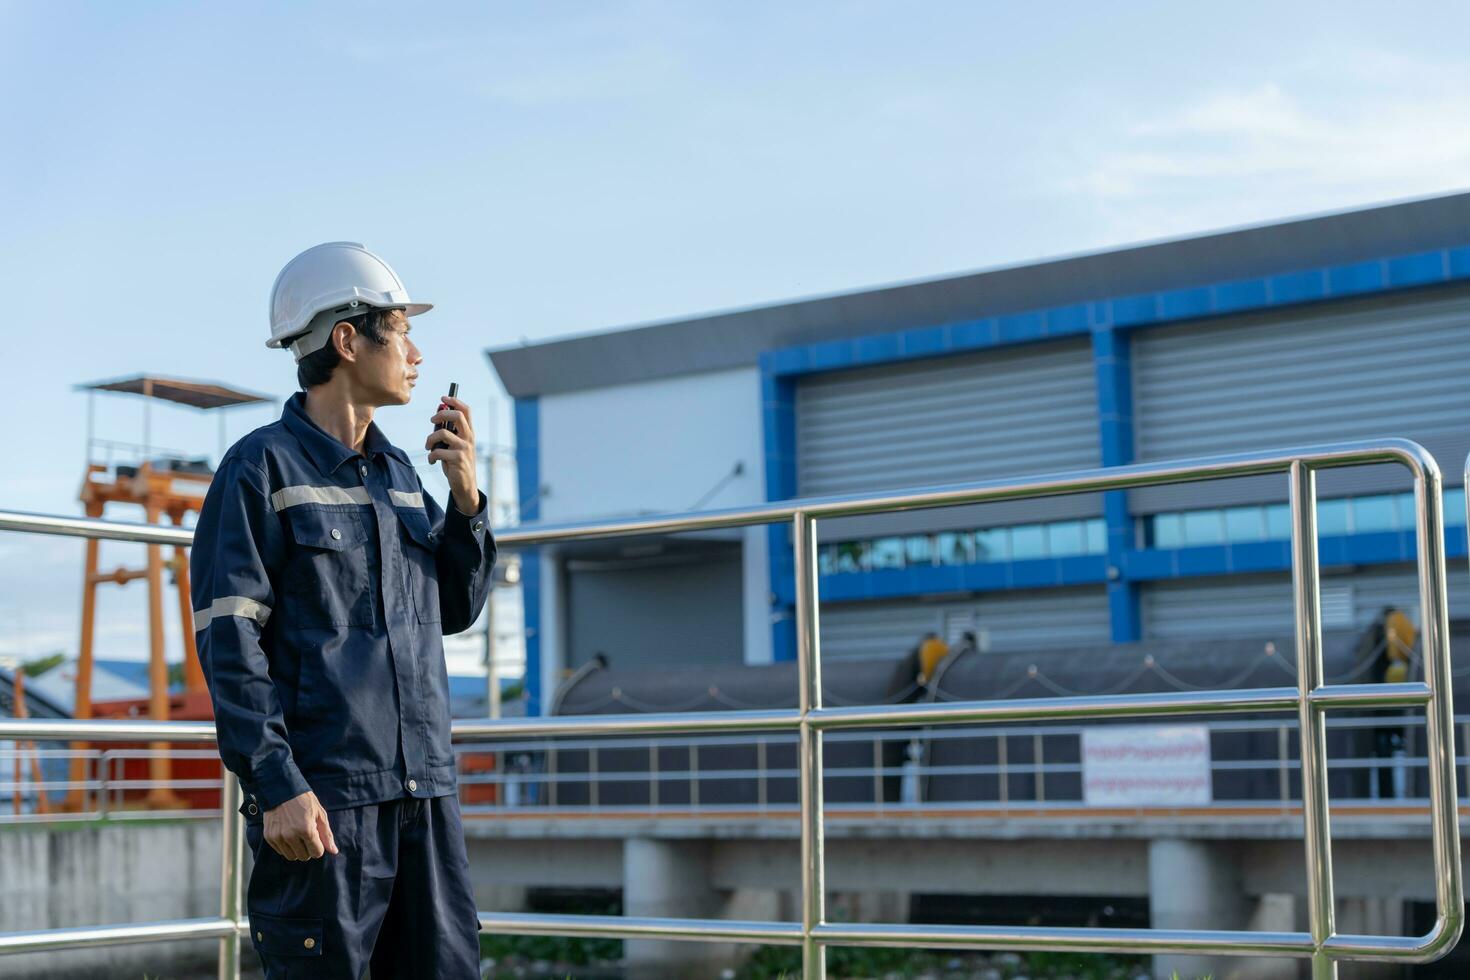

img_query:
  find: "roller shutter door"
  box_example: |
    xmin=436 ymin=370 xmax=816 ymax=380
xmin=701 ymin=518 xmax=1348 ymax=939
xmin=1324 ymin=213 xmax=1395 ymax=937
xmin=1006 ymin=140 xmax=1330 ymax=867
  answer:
xmin=797 ymin=339 xmax=1101 ymax=539
xmin=1132 ymin=289 xmax=1470 ymax=513
xmin=820 ymin=587 xmax=1111 ymax=660
xmin=566 ymin=549 xmax=745 ymax=671
xmin=1141 ymin=565 xmax=1470 ymax=641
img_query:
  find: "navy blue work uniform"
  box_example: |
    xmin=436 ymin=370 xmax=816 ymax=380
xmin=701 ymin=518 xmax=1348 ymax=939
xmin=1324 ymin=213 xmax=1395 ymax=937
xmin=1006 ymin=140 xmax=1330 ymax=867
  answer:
xmin=190 ymin=390 xmax=496 ymax=978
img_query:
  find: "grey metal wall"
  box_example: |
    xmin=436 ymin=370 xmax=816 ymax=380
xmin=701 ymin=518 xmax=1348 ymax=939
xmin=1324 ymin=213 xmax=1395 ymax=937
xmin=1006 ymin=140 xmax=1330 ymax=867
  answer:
xmin=1131 ymin=288 xmax=1470 ymax=513
xmin=796 ymin=338 xmax=1102 ymax=540
xmin=565 ymin=547 xmax=745 ymax=672
xmin=819 ymin=587 xmax=1111 ymax=661
xmin=1141 ymin=565 xmax=1470 ymax=641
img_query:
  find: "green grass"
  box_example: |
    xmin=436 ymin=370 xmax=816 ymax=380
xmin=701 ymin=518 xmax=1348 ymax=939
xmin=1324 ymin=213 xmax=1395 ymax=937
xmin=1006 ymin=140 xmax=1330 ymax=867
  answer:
xmin=0 ymin=814 xmax=206 ymax=834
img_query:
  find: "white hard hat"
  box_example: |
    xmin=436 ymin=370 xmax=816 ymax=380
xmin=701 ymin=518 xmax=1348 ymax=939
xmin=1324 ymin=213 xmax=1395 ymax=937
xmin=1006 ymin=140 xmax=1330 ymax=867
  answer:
xmin=267 ymin=242 xmax=433 ymax=361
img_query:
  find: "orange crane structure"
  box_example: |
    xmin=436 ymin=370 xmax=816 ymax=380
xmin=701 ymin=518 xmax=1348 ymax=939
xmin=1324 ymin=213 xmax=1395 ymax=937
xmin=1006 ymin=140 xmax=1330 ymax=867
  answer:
xmin=65 ymin=375 xmax=274 ymax=812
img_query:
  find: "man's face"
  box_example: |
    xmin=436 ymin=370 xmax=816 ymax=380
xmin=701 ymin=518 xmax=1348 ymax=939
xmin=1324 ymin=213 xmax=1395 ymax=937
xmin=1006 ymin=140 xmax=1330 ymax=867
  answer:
xmin=342 ymin=308 xmax=422 ymax=406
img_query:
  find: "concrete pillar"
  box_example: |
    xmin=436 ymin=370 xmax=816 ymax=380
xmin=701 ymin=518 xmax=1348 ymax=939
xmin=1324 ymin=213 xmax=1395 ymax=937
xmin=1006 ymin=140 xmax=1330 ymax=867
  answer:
xmin=1243 ymin=893 xmax=1300 ymax=980
xmin=622 ymin=838 xmax=733 ymax=980
xmin=1149 ymin=839 xmax=1251 ymax=980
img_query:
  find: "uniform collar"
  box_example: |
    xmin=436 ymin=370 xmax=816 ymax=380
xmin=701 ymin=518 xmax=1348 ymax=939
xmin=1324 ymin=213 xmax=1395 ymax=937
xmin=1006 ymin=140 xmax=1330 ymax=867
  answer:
xmin=282 ymin=390 xmax=412 ymax=474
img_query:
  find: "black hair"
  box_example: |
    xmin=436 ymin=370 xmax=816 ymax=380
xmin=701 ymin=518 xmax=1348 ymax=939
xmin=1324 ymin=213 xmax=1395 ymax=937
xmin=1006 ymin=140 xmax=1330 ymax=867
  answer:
xmin=295 ymin=307 xmax=396 ymax=389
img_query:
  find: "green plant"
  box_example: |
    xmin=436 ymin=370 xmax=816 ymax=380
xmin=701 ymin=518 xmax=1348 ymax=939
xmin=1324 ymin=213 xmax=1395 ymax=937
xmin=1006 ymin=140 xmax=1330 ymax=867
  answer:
xmin=478 ymin=930 xmax=620 ymax=967
xmin=19 ymin=651 xmax=65 ymax=677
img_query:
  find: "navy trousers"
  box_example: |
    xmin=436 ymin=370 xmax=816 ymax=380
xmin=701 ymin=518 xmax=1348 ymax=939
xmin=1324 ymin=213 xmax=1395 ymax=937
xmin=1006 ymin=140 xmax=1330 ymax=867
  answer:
xmin=243 ymin=793 xmax=483 ymax=978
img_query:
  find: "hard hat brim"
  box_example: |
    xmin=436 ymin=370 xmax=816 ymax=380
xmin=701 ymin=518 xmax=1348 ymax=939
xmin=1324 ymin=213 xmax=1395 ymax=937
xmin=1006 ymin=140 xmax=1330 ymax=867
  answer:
xmin=264 ymin=301 xmax=435 ymax=352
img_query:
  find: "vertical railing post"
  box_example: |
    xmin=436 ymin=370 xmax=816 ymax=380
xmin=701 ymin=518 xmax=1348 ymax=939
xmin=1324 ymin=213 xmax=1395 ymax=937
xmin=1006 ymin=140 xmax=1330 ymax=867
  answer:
xmin=1289 ymin=460 xmax=1338 ymax=980
xmin=794 ymin=511 xmax=826 ymax=980
xmin=1420 ymin=451 xmax=1464 ymax=947
xmin=998 ymin=735 xmax=1008 ymax=807
xmin=1277 ymin=725 xmax=1290 ymax=807
xmin=872 ymin=738 xmax=884 ymax=811
xmin=98 ymin=751 xmax=111 ymax=820
xmin=589 ymin=747 xmax=599 ymax=810
xmin=649 ymin=744 xmax=659 ymax=810
xmin=1033 ymin=733 xmax=1046 ymax=803
xmin=689 ymin=744 xmax=700 ymax=808
xmin=217 ymin=770 xmax=243 ymax=980
xmin=756 ymin=738 xmax=767 ymax=811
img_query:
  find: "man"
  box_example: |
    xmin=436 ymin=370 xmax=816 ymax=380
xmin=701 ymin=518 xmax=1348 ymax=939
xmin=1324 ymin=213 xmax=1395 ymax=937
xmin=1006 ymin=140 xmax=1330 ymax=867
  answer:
xmin=190 ymin=241 xmax=496 ymax=978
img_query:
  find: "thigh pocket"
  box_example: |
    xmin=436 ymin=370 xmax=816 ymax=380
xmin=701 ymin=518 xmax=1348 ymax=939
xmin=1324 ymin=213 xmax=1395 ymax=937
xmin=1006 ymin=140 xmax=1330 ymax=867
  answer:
xmin=281 ymin=507 xmax=373 ymax=628
xmin=248 ymin=908 xmax=323 ymax=957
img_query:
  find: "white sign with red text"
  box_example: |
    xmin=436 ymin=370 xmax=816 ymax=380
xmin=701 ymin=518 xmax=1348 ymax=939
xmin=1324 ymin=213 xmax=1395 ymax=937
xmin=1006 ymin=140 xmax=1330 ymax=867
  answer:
xmin=1082 ymin=724 xmax=1212 ymax=806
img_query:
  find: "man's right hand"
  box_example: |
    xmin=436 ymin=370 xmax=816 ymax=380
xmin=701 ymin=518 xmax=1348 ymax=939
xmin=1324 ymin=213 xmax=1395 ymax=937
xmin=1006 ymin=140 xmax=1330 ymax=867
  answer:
xmin=263 ymin=790 xmax=340 ymax=861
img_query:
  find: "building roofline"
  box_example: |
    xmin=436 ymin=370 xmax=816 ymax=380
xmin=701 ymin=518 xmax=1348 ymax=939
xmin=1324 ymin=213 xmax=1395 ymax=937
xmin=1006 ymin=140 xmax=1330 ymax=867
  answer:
xmin=486 ymin=189 xmax=1470 ymax=399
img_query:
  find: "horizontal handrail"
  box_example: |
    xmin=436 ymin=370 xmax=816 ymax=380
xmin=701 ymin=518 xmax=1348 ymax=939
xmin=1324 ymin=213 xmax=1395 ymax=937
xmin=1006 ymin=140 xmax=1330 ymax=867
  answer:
xmin=487 ymin=438 xmax=1438 ymax=547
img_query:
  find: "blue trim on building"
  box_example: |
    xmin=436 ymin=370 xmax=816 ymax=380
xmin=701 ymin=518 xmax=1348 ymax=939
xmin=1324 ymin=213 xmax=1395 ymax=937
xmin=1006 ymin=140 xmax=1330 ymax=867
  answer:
xmin=754 ymin=242 xmax=1470 ymax=638
xmin=513 ymin=397 xmax=543 ymax=714
xmin=1122 ymin=526 xmax=1467 ymax=582
xmin=762 ymin=246 xmax=1470 ymax=381
xmin=1092 ymin=326 xmax=1141 ymax=642
xmin=759 ymin=362 xmax=798 ymax=661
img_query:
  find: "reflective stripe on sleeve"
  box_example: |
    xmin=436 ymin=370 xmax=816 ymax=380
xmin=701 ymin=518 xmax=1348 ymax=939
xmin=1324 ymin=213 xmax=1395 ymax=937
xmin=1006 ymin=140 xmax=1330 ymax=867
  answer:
xmin=193 ymin=596 xmax=272 ymax=632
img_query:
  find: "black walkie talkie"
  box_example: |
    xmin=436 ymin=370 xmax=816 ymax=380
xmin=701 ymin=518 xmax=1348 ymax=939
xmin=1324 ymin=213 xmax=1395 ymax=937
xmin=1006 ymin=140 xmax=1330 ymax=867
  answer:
xmin=432 ymin=382 xmax=459 ymax=463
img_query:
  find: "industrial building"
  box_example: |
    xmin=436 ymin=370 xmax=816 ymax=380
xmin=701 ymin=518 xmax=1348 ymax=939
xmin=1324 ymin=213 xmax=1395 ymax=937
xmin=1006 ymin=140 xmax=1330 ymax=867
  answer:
xmin=488 ymin=192 xmax=1470 ymax=716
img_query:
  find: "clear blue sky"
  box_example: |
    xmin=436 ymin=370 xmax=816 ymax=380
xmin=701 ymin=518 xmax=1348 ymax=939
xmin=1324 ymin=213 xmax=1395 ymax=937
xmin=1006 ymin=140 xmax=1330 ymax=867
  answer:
xmin=1 ymin=1 xmax=1466 ymax=668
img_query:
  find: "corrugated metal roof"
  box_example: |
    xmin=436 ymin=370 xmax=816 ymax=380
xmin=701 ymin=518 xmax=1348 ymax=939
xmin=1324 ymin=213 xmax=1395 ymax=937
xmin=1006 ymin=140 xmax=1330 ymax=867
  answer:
xmin=486 ymin=191 xmax=1470 ymax=398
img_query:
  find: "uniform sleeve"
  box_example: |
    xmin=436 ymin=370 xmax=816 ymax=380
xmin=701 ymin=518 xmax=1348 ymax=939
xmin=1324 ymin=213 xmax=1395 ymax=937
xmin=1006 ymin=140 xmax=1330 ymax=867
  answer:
xmin=420 ymin=479 xmax=498 ymax=635
xmin=190 ymin=456 xmax=312 ymax=810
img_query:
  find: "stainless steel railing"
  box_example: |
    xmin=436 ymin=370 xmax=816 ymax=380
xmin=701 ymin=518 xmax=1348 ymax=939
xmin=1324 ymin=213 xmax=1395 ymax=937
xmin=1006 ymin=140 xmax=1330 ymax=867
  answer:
xmin=2 ymin=711 xmax=1454 ymax=818
xmin=0 ymin=437 xmax=1463 ymax=978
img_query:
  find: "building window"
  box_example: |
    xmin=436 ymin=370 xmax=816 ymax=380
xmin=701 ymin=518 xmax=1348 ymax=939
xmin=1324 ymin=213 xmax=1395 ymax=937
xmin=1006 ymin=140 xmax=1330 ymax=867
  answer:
xmin=1143 ymin=488 xmax=1468 ymax=551
xmin=975 ymin=527 xmax=1009 ymax=561
xmin=1317 ymin=498 xmax=1350 ymax=536
xmin=1224 ymin=505 xmax=1265 ymax=542
xmin=1048 ymin=520 xmax=1084 ymax=555
xmin=1182 ymin=510 xmax=1225 ymax=545
xmin=1352 ymin=494 xmax=1397 ymax=533
xmin=905 ymin=535 xmax=933 ymax=566
xmin=817 ymin=513 xmax=1107 ymax=576
xmin=1010 ymin=524 xmax=1045 ymax=560
xmin=936 ymin=531 xmax=974 ymax=564
xmin=870 ymin=537 xmax=904 ymax=569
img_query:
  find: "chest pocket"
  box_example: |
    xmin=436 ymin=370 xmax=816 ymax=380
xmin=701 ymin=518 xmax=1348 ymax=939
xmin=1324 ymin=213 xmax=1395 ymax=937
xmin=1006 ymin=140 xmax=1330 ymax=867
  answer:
xmin=280 ymin=507 xmax=374 ymax=628
xmin=395 ymin=506 xmax=442 ymax=624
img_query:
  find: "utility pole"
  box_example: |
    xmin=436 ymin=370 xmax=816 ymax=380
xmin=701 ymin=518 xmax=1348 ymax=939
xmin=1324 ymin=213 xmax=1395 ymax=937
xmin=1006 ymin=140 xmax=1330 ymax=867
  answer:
xmin=484 ymin=395 xmax=500 ymax=720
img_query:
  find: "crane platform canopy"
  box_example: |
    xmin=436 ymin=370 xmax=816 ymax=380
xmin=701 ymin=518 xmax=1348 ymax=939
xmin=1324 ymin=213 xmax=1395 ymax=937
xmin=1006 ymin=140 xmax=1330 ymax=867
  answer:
xmin=75 ymin=375 xmax=273 ymax=411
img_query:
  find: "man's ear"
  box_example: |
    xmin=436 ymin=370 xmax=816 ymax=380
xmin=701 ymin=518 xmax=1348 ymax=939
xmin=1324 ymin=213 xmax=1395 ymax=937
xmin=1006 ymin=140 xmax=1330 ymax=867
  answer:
xmin=332 ymin=321 xmax=357 ymax=360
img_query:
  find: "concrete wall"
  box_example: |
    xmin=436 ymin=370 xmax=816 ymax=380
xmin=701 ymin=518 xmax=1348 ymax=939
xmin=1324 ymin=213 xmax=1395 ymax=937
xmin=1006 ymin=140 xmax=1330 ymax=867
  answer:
xmin=0 ymin=819 xmax=243 ymax=979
